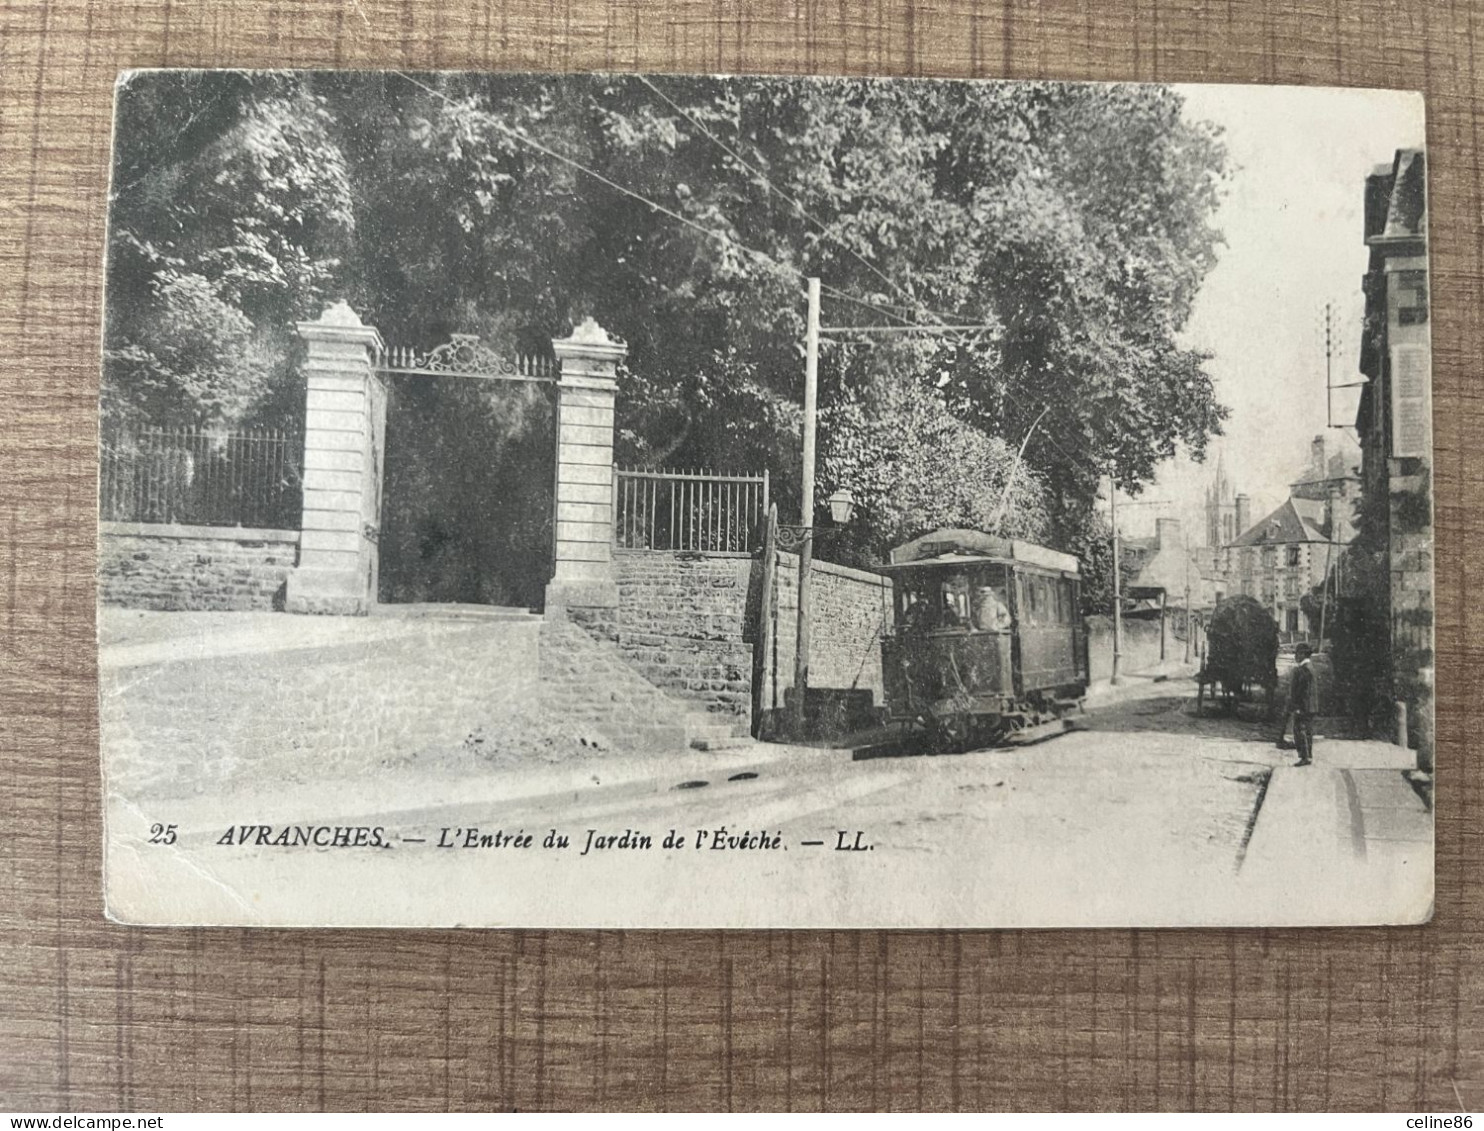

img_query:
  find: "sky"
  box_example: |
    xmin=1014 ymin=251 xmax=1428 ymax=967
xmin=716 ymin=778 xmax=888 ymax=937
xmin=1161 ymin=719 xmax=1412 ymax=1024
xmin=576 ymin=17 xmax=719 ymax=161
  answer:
xmin=1110 ymin=83 xmax=1425 ymax=542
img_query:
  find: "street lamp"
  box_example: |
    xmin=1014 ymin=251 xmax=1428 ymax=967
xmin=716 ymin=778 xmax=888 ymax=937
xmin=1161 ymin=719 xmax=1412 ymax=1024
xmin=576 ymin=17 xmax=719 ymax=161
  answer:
xmin=827 ymin=487 xmax=856 ymax=525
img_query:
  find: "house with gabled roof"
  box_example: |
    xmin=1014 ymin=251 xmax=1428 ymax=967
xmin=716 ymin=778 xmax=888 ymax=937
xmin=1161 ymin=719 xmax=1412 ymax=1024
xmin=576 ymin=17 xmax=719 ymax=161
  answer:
xmin=1214 ymin=435 xmax=1358 ymax=641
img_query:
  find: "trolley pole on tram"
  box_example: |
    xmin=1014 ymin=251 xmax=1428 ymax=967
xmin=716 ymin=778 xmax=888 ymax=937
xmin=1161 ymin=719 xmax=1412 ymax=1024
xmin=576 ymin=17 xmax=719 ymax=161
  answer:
xmin=792 ymin=277 xmax=821 ymax=737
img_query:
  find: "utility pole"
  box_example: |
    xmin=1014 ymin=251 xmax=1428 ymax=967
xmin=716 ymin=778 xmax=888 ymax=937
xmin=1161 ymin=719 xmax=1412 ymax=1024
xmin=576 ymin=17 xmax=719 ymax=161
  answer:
xmin=785 ymin=283 xmax=1000 ymax=735
xmin=1110 ymin=477 xmax=1123 ymax=686
xmin=1323 ymin=302 xmax=1335 ymax=429
xmin=1183 ymin=534 xmax=1193 ymax=665
xmin=791 ymin=277 xmax=820 ymax=736
xmin=1322 ymin=300 xmax=1366 ymax=435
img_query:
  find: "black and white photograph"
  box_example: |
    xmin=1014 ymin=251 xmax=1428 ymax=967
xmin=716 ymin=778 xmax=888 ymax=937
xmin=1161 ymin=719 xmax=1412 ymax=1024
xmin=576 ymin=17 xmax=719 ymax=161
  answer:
xmin=97 ymin=71 xmax=1433 ymax=927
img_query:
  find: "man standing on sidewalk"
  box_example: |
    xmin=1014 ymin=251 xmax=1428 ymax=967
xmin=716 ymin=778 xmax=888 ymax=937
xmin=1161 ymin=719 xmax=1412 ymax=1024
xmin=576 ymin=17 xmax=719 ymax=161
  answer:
xmin=1281 ymin=642 xmax=1321 ymax=766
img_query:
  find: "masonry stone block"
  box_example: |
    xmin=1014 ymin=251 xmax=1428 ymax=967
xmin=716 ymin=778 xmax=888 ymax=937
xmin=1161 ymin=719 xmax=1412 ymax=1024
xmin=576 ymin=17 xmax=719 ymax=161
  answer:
xmin=305 ymin=429 xmax=369 ymax=453
xmin=301 ymin=508 xmax=363 ymax=533
xmin=303 ymin=488 xmax=365 ymax=514
xmin=556 ymin=519 xmax=613 ymax=545
xmin=304 ymin=448 xmax=365 ymax=472
xmin=562 ymin=462 xmax=614 ymax=486
xmin=560 ymin=403 xmax=615 ymax=427
xmin=306 ymin=388 xmax=365 ymax=413
xmin=555 ymin=539 xmax=611 ymax=563
xmin=557 ymin=442 xmax=615 ymax=467
xmin=560 ymin=424 xmax=614 ymax=448
xmin=304 ymin=374 xmax=370 ymax=395
xmin=302 ymin=469 xmax=363 ymax=494
xmin=305 ymin=408 xmax=367 ymax=434
xmin=546 ymin=319 xmax=626 ymax=613
xmin=286 ymin=303 xmax=385 ymax=616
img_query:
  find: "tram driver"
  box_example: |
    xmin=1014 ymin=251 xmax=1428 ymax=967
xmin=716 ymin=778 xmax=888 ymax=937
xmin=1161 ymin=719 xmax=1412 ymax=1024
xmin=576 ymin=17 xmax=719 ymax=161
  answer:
xmin=972 ymin=575 xmax=1012 ymax=631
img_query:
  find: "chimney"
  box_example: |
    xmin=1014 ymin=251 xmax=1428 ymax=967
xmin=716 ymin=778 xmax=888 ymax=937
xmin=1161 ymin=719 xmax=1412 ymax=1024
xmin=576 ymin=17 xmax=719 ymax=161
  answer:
xmin=1327 ymin=481 xmax=1352 ymax=543
xmin=1235 ymin=494 xmax=1252 ymax=536
xmin=1156 ymin=517 xmax=1181 ymax=550
xmin=1311 ymin=435 xmax=1328 ymax=481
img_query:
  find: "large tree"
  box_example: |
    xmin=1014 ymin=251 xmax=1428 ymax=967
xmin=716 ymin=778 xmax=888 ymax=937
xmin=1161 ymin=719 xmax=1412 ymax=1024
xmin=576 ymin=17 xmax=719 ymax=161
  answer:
xmin=103 ymin=72 xmax=1229 ymax=591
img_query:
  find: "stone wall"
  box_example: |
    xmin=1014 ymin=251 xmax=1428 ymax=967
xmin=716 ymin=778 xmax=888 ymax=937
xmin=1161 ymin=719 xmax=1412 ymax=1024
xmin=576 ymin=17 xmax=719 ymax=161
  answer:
xmin=1086 ymin=615 xmax=1167 ymax=683
xmin=759 ymin=550 xmax=894 ymax=734
xmin=99 ymin=522 xmax=298 ymax=611
xmin=538 ymin=616 xmax=695 ymax=754
xmin=608 ymin=550 xmax=754 ymax=732
xmin=565 ymin=548 xmax=893 ymax=740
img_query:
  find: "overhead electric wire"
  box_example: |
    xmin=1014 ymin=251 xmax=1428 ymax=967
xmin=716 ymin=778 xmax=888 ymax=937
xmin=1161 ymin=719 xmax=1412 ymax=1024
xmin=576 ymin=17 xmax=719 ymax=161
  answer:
xmin=392 ymin=72 xmax=920 ymax=329
xmin=391 ymin=72 xmax=1083 ymax=471
xmin=636 ymin=74 xmax=968 ymax=330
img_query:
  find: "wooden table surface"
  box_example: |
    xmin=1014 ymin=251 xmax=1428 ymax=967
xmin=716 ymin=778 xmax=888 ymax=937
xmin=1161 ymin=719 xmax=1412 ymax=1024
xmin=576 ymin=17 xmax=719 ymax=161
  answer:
xmin=2 ymin=0 xmax=1480 ymax=1112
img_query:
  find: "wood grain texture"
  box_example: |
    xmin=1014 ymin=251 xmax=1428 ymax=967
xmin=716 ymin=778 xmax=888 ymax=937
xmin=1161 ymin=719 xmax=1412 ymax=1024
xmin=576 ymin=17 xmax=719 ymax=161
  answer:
xmin=1 ymin=0 xmax=1480 ymax=1112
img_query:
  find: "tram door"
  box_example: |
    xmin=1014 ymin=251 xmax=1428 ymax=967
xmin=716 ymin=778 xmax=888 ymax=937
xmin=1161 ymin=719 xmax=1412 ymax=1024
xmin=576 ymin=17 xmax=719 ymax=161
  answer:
xmin=1015 ymin=569 xmax=1078 ymax=690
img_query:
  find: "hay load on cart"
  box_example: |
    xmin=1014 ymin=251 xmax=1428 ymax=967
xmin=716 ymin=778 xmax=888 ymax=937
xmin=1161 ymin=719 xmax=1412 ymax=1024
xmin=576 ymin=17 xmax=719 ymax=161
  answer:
xmin=1197 ymin=594 xmax=1279 ymax=717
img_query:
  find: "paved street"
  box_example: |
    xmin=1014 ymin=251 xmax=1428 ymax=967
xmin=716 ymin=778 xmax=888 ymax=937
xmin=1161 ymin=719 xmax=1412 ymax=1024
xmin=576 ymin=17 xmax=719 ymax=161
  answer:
xmin=102 ymin=613 xmax=1432 ymax=927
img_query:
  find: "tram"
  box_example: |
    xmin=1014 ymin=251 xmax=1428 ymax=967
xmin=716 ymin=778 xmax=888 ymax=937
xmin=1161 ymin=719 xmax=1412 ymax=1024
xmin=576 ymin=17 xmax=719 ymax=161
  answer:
xmin=880 ymin=528 xmax=1089 ymax=749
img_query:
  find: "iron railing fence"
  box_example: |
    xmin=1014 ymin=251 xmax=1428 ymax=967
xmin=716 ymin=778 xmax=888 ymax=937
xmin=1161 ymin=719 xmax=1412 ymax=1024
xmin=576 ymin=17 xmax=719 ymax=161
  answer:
xmin=100 ymin=425 xmax=303 ymax=530
xmin=615 ymin=467 xmax=769 ymax=553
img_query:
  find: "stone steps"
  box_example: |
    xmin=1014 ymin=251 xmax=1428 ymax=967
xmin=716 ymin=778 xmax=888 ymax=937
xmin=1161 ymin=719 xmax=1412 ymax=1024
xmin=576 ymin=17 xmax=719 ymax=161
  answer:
xmin=541 ymin=614 xmax=755 ymax=755
xmin=539 ymin=617 xmax=699 ymax=754
xmin=374 ymin=603 xmax=540 ymax=622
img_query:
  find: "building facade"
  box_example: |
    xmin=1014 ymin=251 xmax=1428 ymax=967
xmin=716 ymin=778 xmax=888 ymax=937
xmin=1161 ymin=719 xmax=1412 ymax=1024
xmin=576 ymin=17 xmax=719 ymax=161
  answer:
xmin=1347 ymin=147 xmax=1433 ymax=769
xmin=1207 ymin=435 xmax=1358 ymax=641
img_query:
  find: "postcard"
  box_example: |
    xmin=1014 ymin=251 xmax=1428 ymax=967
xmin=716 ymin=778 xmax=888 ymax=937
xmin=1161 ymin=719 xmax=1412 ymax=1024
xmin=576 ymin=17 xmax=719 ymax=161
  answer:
xmin=99 ymin=71 xmax=1433 ymax=926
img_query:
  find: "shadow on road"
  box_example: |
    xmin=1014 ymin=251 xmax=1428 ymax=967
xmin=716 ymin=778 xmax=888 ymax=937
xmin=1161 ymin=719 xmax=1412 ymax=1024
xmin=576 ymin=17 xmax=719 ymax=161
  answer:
xmin=1079 ymin=688 xmax=1281 ymax=745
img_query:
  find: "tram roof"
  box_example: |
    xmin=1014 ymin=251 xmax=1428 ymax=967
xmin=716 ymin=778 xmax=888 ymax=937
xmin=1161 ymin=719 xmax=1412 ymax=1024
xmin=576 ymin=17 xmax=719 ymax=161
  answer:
xmin=883 ymin=529 xmax=1080 ymax=575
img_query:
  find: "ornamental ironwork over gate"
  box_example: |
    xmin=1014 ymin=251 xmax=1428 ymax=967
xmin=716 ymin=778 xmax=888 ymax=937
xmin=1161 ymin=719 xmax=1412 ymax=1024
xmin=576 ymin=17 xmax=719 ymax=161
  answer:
xmin=376 ymin=334 xmax=559 ymax=383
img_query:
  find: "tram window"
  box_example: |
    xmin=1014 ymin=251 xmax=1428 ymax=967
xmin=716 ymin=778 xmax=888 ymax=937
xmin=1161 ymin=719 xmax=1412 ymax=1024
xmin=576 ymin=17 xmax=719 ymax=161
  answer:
xmin=1023 ymin=576 xmax=1042 ymax=627
xmin=1028 ymin=575 xmax=1067 ymax=626
xmin=896 ymin=581 xmax=937 ymax=630
xmin=939 ymin=571 xmax=971 ymax=628
xmin=971 ymin=571 xmax=1012 ymax=631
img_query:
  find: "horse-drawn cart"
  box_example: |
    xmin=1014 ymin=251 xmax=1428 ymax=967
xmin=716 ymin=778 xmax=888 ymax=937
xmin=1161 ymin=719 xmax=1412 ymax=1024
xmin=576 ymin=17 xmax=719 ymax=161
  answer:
xmin=1196 ymin=595 xmax=1279 ymax=717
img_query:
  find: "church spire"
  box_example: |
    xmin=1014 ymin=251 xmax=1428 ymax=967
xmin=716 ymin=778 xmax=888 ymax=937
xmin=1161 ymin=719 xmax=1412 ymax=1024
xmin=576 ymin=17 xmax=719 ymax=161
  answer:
xmin=1205 ymin=447 xmax=1234 ymax=547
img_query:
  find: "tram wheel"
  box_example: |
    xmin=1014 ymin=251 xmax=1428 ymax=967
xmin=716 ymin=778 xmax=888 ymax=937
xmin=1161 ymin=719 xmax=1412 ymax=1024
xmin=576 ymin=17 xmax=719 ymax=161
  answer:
xmin=934 ymin=713 xmax=973 ymax=753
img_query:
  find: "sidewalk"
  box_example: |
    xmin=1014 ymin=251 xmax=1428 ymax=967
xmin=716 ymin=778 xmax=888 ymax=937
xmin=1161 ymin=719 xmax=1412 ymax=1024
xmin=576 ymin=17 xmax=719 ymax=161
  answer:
xmin=1083 ymin=660 xmax=1199 ymax=708
xmin=1238 ymin=736 xmax=1432 ymax=923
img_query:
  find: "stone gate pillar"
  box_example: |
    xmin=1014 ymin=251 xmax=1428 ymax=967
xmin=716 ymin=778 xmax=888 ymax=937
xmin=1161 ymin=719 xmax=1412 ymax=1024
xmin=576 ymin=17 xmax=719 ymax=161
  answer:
xmin=285 ymin=301 xmax=386 ymax=615
xmin=545 ymin=318 xmax=627 ymax=614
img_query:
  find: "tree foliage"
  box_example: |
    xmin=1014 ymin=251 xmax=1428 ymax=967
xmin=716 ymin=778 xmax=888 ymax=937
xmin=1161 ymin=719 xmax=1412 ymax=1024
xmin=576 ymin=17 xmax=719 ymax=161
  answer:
xmin=820 ymin=375 xmax=1050 ymax=557
xmin=104 ymin=72 xmax=1229 ymax=590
